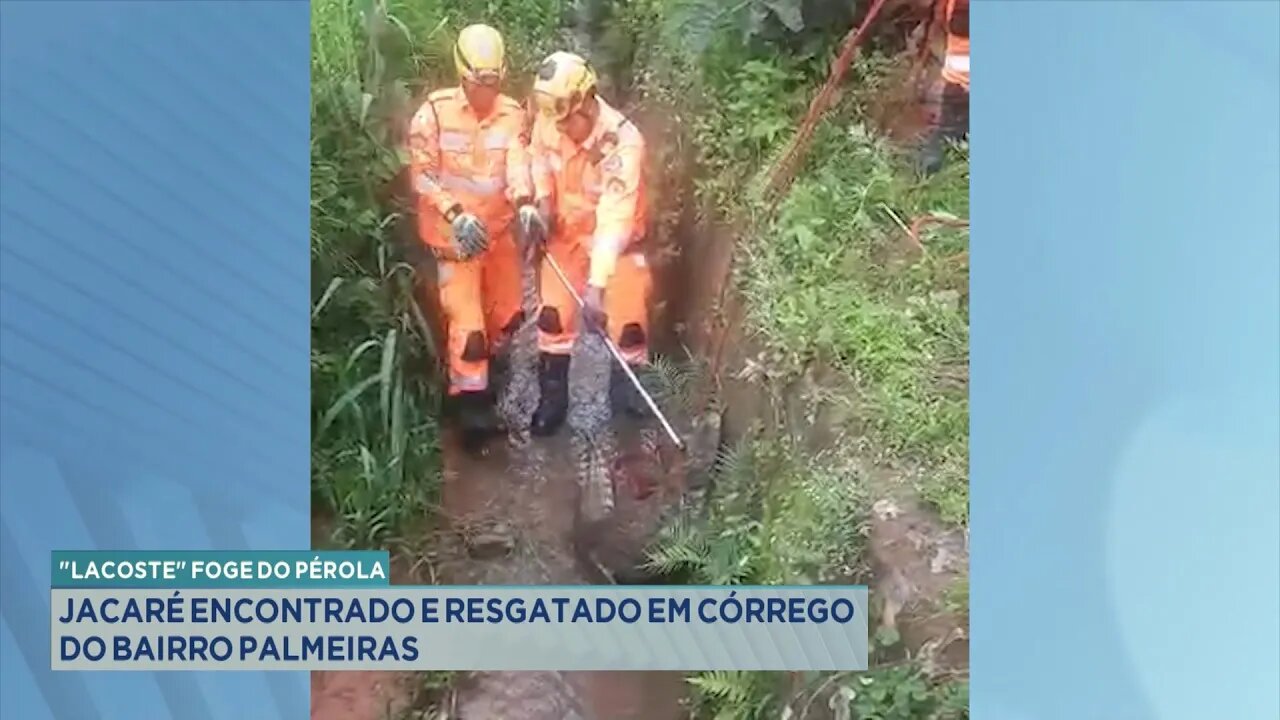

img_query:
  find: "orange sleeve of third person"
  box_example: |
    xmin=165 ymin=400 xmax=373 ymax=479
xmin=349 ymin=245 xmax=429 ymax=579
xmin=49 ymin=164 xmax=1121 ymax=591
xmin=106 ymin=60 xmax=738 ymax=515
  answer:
xmin=407 ymin=99 xmax=460 ymax=215
xmin=588 ymin=128 xmax=644 ymax=288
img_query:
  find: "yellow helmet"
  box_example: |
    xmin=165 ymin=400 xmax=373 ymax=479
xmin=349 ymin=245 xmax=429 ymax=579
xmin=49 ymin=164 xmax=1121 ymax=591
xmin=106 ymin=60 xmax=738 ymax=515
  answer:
xmin=532 ymin=51 xmax=598 ymax=121
xmin=454 ymin=24 xmax=506 ymax=86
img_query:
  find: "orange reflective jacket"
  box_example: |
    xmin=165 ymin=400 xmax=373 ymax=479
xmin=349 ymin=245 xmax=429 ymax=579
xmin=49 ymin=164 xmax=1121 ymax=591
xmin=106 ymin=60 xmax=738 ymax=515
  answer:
xmin=529 ymin=97 xmax=646 ymax=288
xmin=407 ymin=88 xmax=532 ymax=254
xmin=942 ymin=0 xmax=969 ymax=90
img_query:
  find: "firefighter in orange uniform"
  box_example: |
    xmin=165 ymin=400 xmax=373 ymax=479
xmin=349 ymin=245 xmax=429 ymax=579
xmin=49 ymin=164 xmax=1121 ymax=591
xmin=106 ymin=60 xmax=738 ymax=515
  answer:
xmin=407 ymin=24 xmax=536 ymax=450
xmin=519 ymin=52 xmax=652 ymax=436
xmin=920 ymin=0 xmax=969 ymax=175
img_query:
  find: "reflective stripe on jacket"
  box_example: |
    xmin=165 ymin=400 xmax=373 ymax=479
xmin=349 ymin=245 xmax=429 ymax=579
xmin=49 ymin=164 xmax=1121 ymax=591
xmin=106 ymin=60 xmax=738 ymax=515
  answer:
xmin=407 ymin=88 xmax=532 ymax=253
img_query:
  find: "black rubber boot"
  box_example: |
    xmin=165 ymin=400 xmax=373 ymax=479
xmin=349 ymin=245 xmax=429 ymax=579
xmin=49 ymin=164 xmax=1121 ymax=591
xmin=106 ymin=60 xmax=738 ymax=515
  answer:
xmin=489 ymin=353 xmax=511 ymax=396
xmin=487 ymin=310 xmax=523 ymax=391
xmin=918 ymin=82 xmax=969 ymax=177
xmin=530 ymin=353 xmax=570 ymax=436
xmin=917 ymin=130 xmax=945 ymax=177
xmin=456 ymin=390 xmax=502 ymax=453
xmin=610 ymin=365 xmax=650 ymax=419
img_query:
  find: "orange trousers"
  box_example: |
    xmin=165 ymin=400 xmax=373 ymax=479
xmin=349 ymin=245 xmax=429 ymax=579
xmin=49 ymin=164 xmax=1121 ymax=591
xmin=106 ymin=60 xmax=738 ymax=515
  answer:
xmin=536 ymin=239 xmax=652 ymax=365
xmin=436 ymin=226 xmax=522 ymax=395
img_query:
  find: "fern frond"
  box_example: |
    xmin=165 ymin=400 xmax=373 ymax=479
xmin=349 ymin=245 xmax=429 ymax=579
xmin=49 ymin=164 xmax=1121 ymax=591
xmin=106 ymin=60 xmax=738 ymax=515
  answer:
xmin=644 ymin=514 xmax=709 ymax=574
xmin=646 ymin=354 xmax=693 ymax=408
xmin=713 ymin=438 xmax=756 ymax=490
xmin=687 ymin=671 xmax=754 ymax=705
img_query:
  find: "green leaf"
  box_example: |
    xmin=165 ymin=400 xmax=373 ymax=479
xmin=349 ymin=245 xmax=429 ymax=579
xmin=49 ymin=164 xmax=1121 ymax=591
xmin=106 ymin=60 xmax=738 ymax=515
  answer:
xmin=379 ymin=327 xmax=397 ymax=428
xmin=390 ymin=373 xmax=405 ymax=462
xmin=311 ymin=277 xmax=344 ymax=320
xmin=317 ymin=373 xmax=381 ymax=441
xmin=345 ymin=339 xmax=382 ymax=373
xmin=874 ymin=625 xmax=901 ymax=648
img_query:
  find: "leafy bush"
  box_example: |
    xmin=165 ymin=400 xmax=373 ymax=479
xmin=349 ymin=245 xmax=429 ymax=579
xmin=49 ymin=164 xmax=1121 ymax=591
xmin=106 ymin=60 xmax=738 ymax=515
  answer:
xmin=739 ymin=103 xmax=969 ymax=524
xmin=686 ymin=670 xmax=787 ymax=720
xmin=845 ymin=666 xmax=969 ymax=720
xmin=311 ymin=0 xmax=568 ymax=546
xmin=637 ymin=5 xmax=969 ymax=716
xmin=311 ymin=0 xmax=451 ymax=548
xmin=647 ymin=437 xmax=867 ymax=586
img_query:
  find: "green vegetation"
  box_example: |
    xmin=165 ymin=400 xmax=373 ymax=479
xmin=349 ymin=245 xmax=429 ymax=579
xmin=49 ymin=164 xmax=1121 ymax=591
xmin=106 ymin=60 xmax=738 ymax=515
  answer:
xmin=310 ymin=0 xmax=560 ymax=711
xmin=659 ymin=22 xmax=971 ymax=526
xmin=648 ymin=437 xmax=867 ymax=587
xmin=311 ymin=0 xmax=443 ymax=550
xmin=310 ymin=0 xmax=564 ymax=548
xmin=311 ymin=0 xmax=969 ymax=715
xmin=740 ymin=114 xmax=970 ymax=527
xmin=614 ymin=0 xmax=970 ymax=526
xmin=394 ymin=671 xmax=456 ymax=720
xmin=624 ymin=0 xmax=970 ymax=715
xmin=686 ymin=665 xmax=968 ymax=720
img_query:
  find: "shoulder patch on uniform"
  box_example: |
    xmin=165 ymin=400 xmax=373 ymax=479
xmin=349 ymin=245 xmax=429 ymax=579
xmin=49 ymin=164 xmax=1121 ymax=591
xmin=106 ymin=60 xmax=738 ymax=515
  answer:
xmin=602 ymin=154 xmax=623 ymax=174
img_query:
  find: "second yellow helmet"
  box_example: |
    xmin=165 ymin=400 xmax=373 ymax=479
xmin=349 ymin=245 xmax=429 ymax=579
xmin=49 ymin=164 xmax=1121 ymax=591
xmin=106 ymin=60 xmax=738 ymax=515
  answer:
xmin=532 ymin=51 xmax=598 ymax=121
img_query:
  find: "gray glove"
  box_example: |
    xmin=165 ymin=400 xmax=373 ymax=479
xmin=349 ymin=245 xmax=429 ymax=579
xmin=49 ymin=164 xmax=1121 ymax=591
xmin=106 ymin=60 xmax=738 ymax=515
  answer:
xmin=518 ymin=203 xmax=548 ymax=246
xmin=449 ymin=209 xmax=489 ymax=260
xmin=516 ymin=198 xmax=552 ymax=264
xmin=514 ymin=199 xmax=545 ymax=251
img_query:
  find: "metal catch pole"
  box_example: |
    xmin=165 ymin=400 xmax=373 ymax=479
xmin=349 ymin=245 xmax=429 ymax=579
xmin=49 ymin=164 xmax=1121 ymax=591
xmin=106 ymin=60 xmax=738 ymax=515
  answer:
xmin=542 ymin=250 xmax=687 ymax=452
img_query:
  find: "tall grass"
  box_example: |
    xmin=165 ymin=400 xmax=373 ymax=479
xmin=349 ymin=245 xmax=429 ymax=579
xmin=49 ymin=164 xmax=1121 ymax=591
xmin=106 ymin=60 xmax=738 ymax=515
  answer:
xmin=739 ymin=99 xmax=971 ymax=526
xmin=633 ymin=6 xmax=971 ymax=716
xmin=310 ymin=0 xmax=445 ymax=548
xmin=310 ymin=0 xmax=567 ymax=548
xmin=647 ymin=437 xmax=867 ymax=587
xmin=669 ymin=34 xmax=971 ymax=525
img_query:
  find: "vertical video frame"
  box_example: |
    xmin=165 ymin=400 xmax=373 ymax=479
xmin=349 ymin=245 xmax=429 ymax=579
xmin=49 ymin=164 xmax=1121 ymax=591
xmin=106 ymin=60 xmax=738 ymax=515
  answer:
xmin=310 ymin=0 xmax=970 ymax=716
